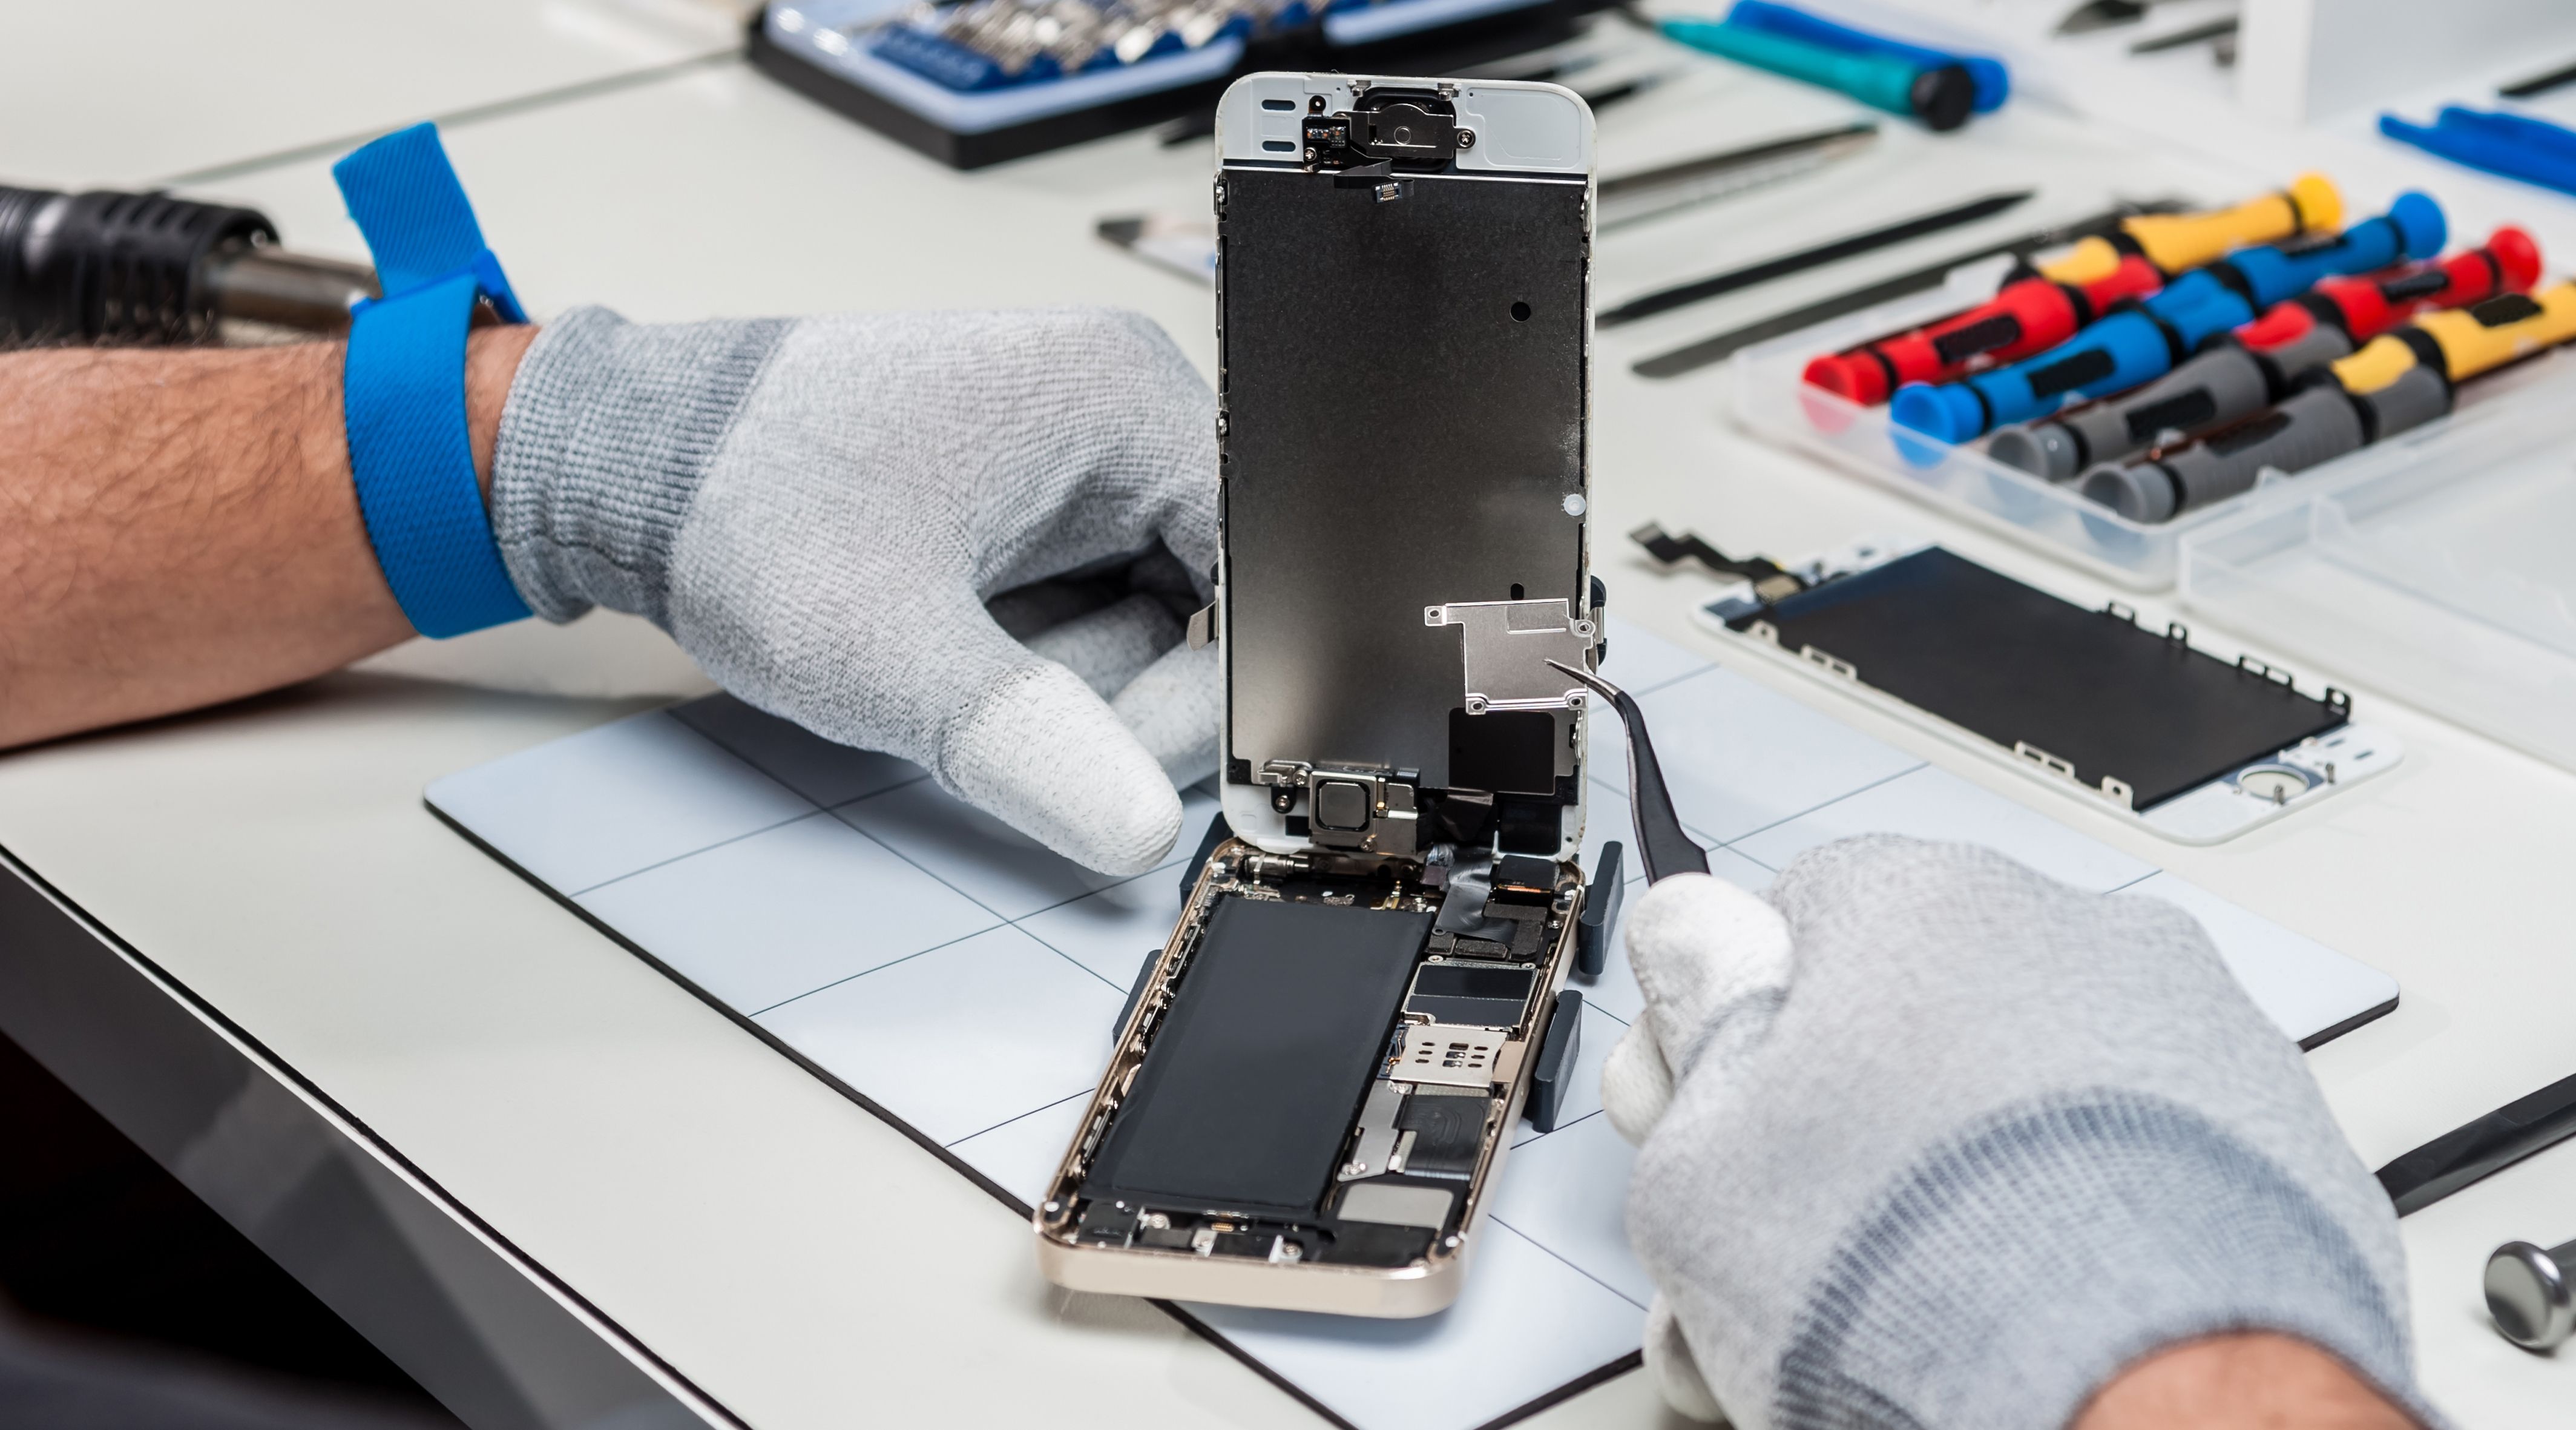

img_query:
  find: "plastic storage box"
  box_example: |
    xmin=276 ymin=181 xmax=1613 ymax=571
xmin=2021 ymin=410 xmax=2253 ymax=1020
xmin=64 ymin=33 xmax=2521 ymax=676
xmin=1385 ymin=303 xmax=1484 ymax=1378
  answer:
xmin=2178 ymin=367 xmax=2576 ymax=773
xmin=1729 ymin=257 xmax=2576 ymax=591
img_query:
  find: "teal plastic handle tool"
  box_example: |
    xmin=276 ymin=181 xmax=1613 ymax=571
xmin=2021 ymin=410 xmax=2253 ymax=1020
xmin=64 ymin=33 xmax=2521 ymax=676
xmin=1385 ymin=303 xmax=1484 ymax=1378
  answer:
xmin=1726 ymin=0 xmax=2008 ymax=111
xmin=1662 ymin=18 xmax=1977 ymax=130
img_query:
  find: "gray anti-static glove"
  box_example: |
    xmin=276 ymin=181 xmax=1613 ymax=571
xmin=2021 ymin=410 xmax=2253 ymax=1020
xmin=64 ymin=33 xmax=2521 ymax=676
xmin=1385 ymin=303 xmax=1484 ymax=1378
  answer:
xmin=490 ymin=306 xmax=1221 ymax=875
xmin=1600 ymin=836 xmax=2434 ymax=1430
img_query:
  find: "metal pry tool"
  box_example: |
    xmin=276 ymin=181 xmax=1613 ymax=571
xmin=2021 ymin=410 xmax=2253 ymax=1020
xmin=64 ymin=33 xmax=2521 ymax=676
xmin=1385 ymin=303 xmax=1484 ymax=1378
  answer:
xmin=1547 ymin=659 xmax=1709 ymax=883
xmin=1594 ymin=121 xmax=1877 ymax=232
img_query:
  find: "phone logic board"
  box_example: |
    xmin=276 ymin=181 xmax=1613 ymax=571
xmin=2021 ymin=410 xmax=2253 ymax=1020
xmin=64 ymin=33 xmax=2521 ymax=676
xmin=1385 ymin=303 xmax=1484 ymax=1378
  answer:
xmin=1034 ymin=842 xmax=1580 ymax=1315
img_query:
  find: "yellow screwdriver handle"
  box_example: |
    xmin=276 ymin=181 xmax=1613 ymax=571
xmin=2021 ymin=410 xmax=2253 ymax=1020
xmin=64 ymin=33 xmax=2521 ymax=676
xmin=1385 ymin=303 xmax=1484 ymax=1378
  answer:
xmin=2123 ymin=172 xmax=2342 ymax=274
xmin=2408 ymin=282 xmax=2576 ymax=381
xmin=2039 ymin=235 xmax=2127 ymax=286
xmin=2329 ymin=334 xmax=2421 ymax=397
xmin=2039 ymin=173 xmax=2341 ymax=282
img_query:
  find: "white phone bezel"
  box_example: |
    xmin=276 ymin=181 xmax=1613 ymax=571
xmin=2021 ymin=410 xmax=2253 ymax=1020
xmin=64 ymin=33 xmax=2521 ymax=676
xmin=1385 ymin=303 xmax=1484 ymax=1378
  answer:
xmin=1211 ymin=71 xmax=1600 ymax=861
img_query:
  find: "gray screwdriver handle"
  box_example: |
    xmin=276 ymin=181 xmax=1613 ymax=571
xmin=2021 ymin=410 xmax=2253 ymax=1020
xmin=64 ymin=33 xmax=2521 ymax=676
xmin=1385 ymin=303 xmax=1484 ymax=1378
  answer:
xmin=2079 ymin=363 xmax=2454 ymax=522
xmin=2066 ymin=343 xmax=2276 ymax=472
xmin=2079 ymin=384 xmax=2362 ymax=521
xmin=2158 ymin=383 xmax=2367 ymax=501
xmin=2256 ymin=322 xmax=2357 ymax=382
xmin=1994 ymin=342 xmax=2281 ymax=481
xmin=2354 ymin=361 xmax=2453 ymax=443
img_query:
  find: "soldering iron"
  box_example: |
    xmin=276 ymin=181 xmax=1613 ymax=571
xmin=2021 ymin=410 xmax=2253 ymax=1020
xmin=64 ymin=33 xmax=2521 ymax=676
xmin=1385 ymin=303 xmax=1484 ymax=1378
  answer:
xmin=0 ymin=183 xmax=377 ymax=348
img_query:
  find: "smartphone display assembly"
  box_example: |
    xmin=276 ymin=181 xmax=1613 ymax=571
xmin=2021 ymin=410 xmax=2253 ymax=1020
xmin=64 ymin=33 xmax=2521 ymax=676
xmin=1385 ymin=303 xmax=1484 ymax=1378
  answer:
xmin=1034 ymin=73 xmax=1605 ymax=1316
xmin=1657 ymin=531 xmax=2400 ymax=843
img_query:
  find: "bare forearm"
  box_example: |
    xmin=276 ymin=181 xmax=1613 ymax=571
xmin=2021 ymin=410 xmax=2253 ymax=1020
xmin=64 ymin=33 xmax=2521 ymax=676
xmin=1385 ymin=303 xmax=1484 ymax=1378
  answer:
xmin=0 ymin=328 xmax=533 ymax=748
xmin=2077 ymin=1334 xmax=2417 ymax=1430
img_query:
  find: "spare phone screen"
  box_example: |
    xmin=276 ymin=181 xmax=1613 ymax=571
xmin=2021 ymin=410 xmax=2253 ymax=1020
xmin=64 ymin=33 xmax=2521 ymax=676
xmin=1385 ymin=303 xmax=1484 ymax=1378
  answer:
xmin=1726 ymin=547 xmax=2347 ymax=809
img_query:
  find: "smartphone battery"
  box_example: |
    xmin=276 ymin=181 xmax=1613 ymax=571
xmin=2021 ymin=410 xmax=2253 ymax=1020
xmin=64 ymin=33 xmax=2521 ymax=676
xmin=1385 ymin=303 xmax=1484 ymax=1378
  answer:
xmin=1083 ymin=896 xmax=1431 ymax=1219
xmin=1728 ymin=547 xmax=2346 ymax=809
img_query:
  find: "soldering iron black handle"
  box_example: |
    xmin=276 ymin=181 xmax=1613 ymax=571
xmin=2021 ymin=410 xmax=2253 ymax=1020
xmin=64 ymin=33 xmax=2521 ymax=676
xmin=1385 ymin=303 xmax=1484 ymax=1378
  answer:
xmin=1608 ymin=687 xmax=1709 ymax=883
xmin=0 ymin=184 xmax=275 ymax=346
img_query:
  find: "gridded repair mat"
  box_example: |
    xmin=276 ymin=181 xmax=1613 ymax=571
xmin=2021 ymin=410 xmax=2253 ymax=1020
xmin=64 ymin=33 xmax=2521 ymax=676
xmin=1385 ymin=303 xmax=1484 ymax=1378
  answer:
xmin=427 ymin=619 xmax=2399 ymax=1430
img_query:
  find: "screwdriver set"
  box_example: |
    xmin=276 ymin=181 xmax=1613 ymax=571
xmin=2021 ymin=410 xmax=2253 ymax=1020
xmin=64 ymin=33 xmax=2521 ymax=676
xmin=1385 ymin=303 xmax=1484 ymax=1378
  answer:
xmin=1726 ymin=173 xmax=2576 ymax=589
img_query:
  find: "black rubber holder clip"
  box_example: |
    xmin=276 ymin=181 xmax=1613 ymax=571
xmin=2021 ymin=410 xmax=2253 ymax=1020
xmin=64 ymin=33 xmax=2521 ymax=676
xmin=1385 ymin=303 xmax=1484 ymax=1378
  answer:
xmin=1524 ymin=990 xmax=1584 ymax=1133
xmin=1576 ymin=841 xmax=1625 ymax=979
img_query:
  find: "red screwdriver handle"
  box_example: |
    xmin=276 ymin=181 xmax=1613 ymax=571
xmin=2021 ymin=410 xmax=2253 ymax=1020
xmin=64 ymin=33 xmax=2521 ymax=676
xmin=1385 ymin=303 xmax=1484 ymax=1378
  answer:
xmin=1805 ymin=254 xmax=2160 ymax=404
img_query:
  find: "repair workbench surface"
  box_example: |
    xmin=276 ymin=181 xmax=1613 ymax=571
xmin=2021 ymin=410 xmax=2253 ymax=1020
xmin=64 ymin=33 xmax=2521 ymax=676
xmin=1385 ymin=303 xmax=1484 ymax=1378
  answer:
xmin=3 ymin=4 xmax=2575 ymax=1426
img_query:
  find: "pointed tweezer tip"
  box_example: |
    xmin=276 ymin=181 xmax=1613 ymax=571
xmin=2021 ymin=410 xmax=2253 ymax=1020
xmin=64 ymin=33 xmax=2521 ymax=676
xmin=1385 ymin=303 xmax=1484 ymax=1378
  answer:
xmin=1546 ymin=659 xmax=1622 ymax=704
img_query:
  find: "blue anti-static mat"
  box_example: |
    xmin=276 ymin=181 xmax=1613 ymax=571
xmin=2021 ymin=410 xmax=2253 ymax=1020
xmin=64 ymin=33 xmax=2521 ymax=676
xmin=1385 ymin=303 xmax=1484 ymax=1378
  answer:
xmin=429 ymin=618 xmax=2396 ymax=1430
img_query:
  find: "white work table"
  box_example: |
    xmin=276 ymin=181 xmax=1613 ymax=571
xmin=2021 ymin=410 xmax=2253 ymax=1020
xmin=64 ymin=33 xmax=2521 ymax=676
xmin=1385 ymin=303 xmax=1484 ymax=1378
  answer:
xmin=4 ymin=12 xmax=2575 ymax=1429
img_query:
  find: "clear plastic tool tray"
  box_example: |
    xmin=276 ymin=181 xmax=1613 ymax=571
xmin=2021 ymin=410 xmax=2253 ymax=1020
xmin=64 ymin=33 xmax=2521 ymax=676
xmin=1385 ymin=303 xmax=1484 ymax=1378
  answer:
xmin=1728 ymin=257 xmax=2576 ymax=592
xmin=2178 ymin=370 xmax=2576 ymax=773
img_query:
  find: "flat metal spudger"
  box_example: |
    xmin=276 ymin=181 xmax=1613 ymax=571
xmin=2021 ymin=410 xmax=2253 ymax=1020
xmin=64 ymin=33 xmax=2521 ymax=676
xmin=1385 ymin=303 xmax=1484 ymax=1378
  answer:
xmin=1548 ymin=659 xmax=1709 ymax=881
xmin=1597 ymin=189 xmax=2032 ymax=328
xmin=2376 ymin=1069 xmax=2576 ymax=1216
xmin=1595 ymin=121 xmax=1877 ymax=232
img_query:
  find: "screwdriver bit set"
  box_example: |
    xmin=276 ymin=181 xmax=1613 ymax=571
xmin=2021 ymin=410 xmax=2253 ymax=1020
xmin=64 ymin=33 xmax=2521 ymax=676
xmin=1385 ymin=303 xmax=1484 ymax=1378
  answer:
xmin=751 ymin=0 xmax=1600 ymax=168
xmin=870 ymin=0 xmax=1305 ymax=93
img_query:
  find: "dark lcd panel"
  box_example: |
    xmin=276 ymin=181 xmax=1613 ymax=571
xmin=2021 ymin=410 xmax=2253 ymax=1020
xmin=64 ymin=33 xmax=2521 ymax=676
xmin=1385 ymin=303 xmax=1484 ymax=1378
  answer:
xmin=1729 ymin=547 xmax=2346 ymax=809
xmin=1218 ymin=163 xmax=1588 ymax=790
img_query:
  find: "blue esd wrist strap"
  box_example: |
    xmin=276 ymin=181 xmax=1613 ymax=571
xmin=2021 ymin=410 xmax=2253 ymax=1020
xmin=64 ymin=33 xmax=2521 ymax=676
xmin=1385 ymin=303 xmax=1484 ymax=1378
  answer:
xmin=334 ymin=124 xmax=532 ymax=638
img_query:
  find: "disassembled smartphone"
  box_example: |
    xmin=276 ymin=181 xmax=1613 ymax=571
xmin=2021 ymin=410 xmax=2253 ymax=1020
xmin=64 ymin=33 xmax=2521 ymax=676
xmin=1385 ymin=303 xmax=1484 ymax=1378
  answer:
xmin=1642 ymin=529 xmax=2403 ymax=843
xmin=1034 ymin=73 xmax=1605 ymax=1317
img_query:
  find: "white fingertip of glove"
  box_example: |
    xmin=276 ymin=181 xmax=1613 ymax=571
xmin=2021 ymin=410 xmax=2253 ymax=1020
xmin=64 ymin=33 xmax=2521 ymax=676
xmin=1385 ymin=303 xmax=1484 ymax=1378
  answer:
xmin=1624 ymin=873 xmax=1794 ymax=1082
xmin=1109 ymin=641 xmax=1221 ymax=790
xmin=943 ymin=659 xmax=1183 ymax=876
xmin=1025 ymin=593 xmax=1183 ymax=700
xmin=1600 ymin=1020 xmax=1675 ymax=1147
xmin=1644 ymin=1297 xmax=1730 ymax=1425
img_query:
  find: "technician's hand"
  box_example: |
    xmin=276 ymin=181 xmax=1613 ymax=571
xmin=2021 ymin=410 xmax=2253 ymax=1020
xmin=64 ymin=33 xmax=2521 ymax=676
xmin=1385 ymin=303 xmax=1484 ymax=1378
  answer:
xmin=1599 ymin=837 xmax=2431 ymax=1430
xmin=489 ymin=307 xmax=1219 ymax=875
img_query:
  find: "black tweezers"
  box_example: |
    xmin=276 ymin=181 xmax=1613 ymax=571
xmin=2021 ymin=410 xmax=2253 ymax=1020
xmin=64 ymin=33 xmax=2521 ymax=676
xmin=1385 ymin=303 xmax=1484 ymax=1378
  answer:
xmin=1548 ymin=660 xmax=1708 ymax=882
